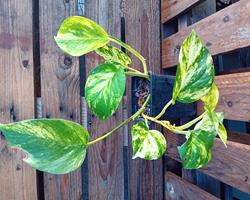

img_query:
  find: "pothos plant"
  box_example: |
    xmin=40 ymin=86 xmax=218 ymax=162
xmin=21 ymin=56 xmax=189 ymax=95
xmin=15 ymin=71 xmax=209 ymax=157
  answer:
xmin=0 ymin=16 xmax=227 ymax=174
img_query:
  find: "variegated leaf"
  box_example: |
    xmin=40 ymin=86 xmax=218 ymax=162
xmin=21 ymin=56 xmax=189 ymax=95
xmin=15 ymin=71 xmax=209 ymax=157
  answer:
xmin=85 ymin=62 xmax=126 ymax=120
xmin=0 ymin=119 xmax=89 ymax=174
xmin=132 ymin=122 xmax=167 ymax=160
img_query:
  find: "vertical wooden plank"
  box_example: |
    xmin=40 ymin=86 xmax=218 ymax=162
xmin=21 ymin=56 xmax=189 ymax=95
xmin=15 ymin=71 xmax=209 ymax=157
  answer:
xmin=39 ymin=0 xmax=83 ymax=199
xmin=85 ymin=0 xmax=124 ymax=199
xmin=0 ymin=0 xmax=38 ymax=199
xmin=123 ymin=1 xmax=163 ymax=199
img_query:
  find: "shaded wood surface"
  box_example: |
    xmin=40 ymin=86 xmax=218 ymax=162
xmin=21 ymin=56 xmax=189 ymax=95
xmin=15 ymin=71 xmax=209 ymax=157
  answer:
xmin=122 ymin=0 xmax=164 ymax=199
xmin=165 ymin=130 xmax=250 ymax=194
xmin=85 ymin=0 xmax=124 ymax=199
xmin=39 ymin=0 xmax=83 ymax=199
xmin=165 ymin=172 xmax=219 ymax=200
xmin=162 ymin=0 xmax=250 ymax=68
xmin=0 ymin=1 xmax=38 ymax=199
xmin=161 ymin=0 xmax=203 ymax=23
xmin=197 ymin=72 xmax=250 ymax=122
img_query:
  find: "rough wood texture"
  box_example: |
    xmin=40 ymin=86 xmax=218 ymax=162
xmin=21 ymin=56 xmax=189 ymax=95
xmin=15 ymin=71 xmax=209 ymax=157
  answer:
xmin=165 ymin=172 xmax=219 ymax=200
xmin=123 ymin=1 xmax=163 ymax=199
xmin=165 ymin=130 xmax=250 ymax=194
xmin=39 ymin=1 xmax=82 ymax=199
xmin=162 ymin=0 xmax=250 ymax=68
xmin=197 ymin=72 xmax=250 ymax=122
xmin=85 ymin=0 xmax=124 ymax=199
xmin=0 ymin=1 xmax=38 ymax=200
xmin=161 ymin=0 xmax=203 ymax=23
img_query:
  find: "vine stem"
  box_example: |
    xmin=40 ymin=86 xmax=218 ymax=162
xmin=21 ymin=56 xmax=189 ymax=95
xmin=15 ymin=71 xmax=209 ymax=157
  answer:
xmin=154 ymin=99 xmax=172 ymax=120
xmin=142 ymin=113 xmax=188 ymax=135
xmin=109 ymin=37 xmax=148 ymax=75
xmin=87 ymin=95 xmax=151 ymax=146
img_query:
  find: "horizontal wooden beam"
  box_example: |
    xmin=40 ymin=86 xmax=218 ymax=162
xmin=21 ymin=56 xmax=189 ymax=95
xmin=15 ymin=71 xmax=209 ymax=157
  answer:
xmin=162 ymin=0 xmax=250 ymax=68
xmin=165 ymin=172 xmax=219 ymax=200
xmin=161 ymin=0 xmax=203 ymax=23
xmin=165 ymin=130 xmax=250 ymax=194
xmin=197 ymin=72 xmax=250 ymax=122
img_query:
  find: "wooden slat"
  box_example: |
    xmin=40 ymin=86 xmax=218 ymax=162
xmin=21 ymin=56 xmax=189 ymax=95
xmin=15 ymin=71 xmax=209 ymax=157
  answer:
xmin=161 ymin=0 xmax=203 ymax=23
xmin=162 ymin=0 xmax=250 ymax=68
xmin=0 ymin=1 xmax=38 ymax=199
xmin=123 ymin=1 xmax=164 ymax=199
xmin=85 ymin=1 xmax=125 ymax=199
xmin=39 ymin=1 xmax=82 ymax=199
xmin=197 ymin=72 xmax=250 ymax=122
xmin=165 ymin=130 xmax=250 ymax=194
xmin=165 ymin=172 xmax=219 ymax=200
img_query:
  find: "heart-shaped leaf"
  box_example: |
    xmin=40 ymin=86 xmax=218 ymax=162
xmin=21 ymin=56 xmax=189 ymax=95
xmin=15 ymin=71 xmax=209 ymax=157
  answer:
xmin=178 ymin=129 xmax=215 ymax=169
xmin=0 ymin=119 xmax=89 ymax=174
xmin=201 ymin=83 xmax=219 ymax=112
xmin=131 ymin=122 xmax=167 ymax=160
xmin=85 ymin=62 xmax=126 ymax=120
xmin=195 ymin=112 xmax=227 ymax=146
xmin=96 ymin=45 xmax=132 ymax=66
xmin=55 ymin=16 xmax=109 ymax=56
xmin=173 ymin=30 xmax=214 ymax=104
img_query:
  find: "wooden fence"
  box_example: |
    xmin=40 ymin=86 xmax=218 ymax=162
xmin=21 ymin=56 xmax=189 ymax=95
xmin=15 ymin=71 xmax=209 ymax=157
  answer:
xmin=0 ymin=0 xmax=249 ymax=199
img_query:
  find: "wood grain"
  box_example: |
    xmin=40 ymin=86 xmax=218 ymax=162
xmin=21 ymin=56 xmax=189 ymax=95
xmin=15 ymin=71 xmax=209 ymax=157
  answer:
xmin=197 ymin=72 xmax=250 ymax=122
xmin=165 ymin=172 xmax=219 ymax=200
xmin=39 ymin=0 xmax=83 ymax=199
xmin=162 ymin=0 xmax=250 ymax=68
xmin=0 ymin=0 xmax=38 ymax=199
xmin=123 ymin=0 xmax=164 ymax=199
xmin=85 ymin=0 xmax=124 ymax=199
xmin=165 ymin=130 xmax=250 ymax=194
xmin=161 ymin=0 xmax=203 ymax=23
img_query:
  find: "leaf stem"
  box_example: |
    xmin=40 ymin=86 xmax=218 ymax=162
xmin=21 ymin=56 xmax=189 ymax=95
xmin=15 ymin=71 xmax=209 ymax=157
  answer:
xmin=109 ymin=37 xmax=148 ymax=75
xmin=87 ymin=95 xmax=151 ymax=146
xmin=175 ymin=113 xmax=205 ymax=130
xmin=125 ymin=71 xmax=149 ymax=80
xmin=154 ymin=99 xmax=172 ymax=120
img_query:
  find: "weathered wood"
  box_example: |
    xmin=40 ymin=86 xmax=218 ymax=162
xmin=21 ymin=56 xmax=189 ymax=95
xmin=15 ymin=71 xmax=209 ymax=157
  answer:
xmin=165 ymin=172 xmax=219 ymax=200
xmin=197 ymin=72 xmax=250 ymax=122
xmin=0 ymin=1 xmax=38 ymax=200
xmin=123 ymin=0 xmax=163 ymax=199
xmin=162 ymin=0 xmax=250 ymax=68
xmin=85 ymin=1 xmax=124 ymax=199
xmin=39 ymin=0 xmax=82 ymax=199
xmin=165 ymin=130 xmax=250 ymax=194
xmin=161 ymin=0 xmax=203 ymax=23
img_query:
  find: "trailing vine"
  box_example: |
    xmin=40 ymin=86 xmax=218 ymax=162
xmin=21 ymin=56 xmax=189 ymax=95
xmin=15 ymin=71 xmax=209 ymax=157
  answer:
xmin=0 ymin=16 xmax=227 ymax=174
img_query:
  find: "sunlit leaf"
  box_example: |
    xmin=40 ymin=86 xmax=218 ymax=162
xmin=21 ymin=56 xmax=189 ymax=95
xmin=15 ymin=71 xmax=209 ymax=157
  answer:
xmin=0 ymin=119 xmax=89 ymax=174
xmin=85 ymin=62 xmax=126 ymax=120
xmin=178 ymin=129 xmax=215 ymax=169
xmin=201 ymin=83 xmax=219 ymax=112
xmin=131 ymin=122 xmax=167 ymax=160
xmin=172 ymin=30 xmax=214 ymax=104
xmin=96 ymin=45 xmax=132 ymax=66
xmin=195 ymin=112 xmax=227 ymax=146
xmin=55 ymin=16 xmax=109 ymax=56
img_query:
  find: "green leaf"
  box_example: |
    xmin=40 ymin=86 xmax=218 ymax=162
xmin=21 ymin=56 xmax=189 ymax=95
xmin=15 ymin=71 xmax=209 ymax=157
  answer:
xmin=131 ymin=122 xmax=167 ymax=160
xmin=178 ymin=129 xmax=215 ymax=169
xmin=55 ymin=16 xmax=109 ymax=56
xmin=173 ymin=30 xmax=215 ymax=104
xmin=201 ymin=83 xmax=219 ymax=112
xmin=195 ymin=112 xmax=227 ymax=146
xmin=0 ymin=119 xmax=89 ymax=174
xmin=96 ymin=45 xmax=132 ymax=66
xmin=85 ymin=62 xmax=126 ymax=120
